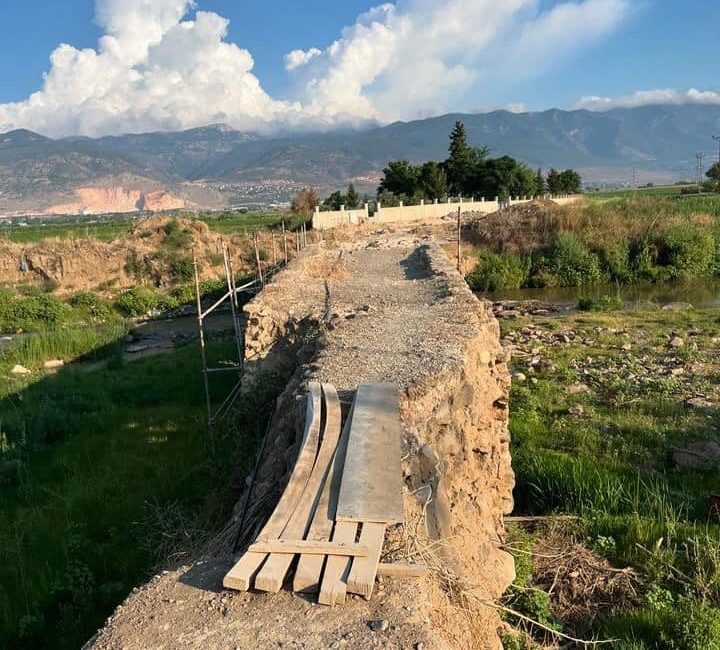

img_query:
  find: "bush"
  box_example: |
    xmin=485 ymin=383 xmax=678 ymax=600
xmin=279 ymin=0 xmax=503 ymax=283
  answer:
xmin=658 ymin=223 xmax=715 ymax=280
xmin=534 ymin=233 xmax=605 ymax=287
xmin=466 ymin=252 xmax=531 ymax=291
xmin=578 ymin=295 xmax=624 ymax=312
xmin=69 ymin=291 xmax=114 ymax=322
xmin=168 ymin=256 xmax=194 ymax=282
xmin=162 ymin=221 xmax=192 ymax=251
xmin=114 ymin=287 xmax=160 ymax=317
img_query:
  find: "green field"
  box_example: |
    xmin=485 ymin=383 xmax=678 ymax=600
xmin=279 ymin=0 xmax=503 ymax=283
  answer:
xmin=589 ymin=184 xmax=697 ymax=199
xmin=0 ymin=210 xmax=309 ymax=244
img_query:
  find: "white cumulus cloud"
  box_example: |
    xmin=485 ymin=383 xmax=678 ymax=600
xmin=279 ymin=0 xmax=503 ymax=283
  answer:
xmin=287 ymin=0 xmax=633 ymax=123
xmin=577 ymin=88 xmax=720 ymax=110
xmin=284 ymin=48 xmax=322 ymax=71
xmin=0 ymin=0 xmax=635 ymax=137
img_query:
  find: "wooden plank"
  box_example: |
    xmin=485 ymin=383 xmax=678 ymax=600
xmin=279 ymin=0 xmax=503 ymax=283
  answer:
xmin=318 ymin=521 xmax=358 ymax=606
xmin=254 ymin=384 xmax=343 ymax=593
xmin=223 ymin=383 xmax=323 ymax=591
xmin=346 ymin=522 xmax=385 ymax=599
xmin=293 ymin=399 xmax=355 ymax=593
xmin=336 ymin=383 xmax=404 ymax=524
xmin=376 ymin=563 xmax=427 ymax=578
xmin=248 ymin=540 xmax=369 ymax=557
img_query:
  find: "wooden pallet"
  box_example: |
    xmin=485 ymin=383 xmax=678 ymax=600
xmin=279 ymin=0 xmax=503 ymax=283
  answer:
xmin=223 ymin=382 xmax=417 ymax=605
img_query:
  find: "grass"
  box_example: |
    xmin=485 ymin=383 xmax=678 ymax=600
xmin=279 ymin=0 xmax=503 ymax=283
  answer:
xmin=0 ymin=292 xmax=284 ymax=649
xmin=504 ymin=307 xmax=720 ymax=647
xmin=589 ymin=184 xmax=697 ymax=199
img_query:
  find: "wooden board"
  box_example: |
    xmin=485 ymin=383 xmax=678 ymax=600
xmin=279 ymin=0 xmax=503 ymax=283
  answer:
xmin=248 ymin=540 xmax=369 ymax=557
xmin=336 ymin=383 xmax=404 ymax=524
xmin=254 ymin=384 xmax=343 ymax=593
xmin=223 ymin=383 xmax=323 ymax=591
xmin=346 ymin=522 xmax=385 ymax=599
xmin=376 ymin=562 xmax=427 ymax=578
xmin=293 ymin=400 xmax=354 ymax=593
xmin=318 ymin=521 xmax=358 ymax=606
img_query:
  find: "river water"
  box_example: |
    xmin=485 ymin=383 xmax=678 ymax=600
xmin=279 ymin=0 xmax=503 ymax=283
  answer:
xmin=483 ymin=278 xmax=720 ymax=310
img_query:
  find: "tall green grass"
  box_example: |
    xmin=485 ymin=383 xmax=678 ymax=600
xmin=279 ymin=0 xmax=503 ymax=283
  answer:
xmin=0 ymin=335 xmax=283 ymax=650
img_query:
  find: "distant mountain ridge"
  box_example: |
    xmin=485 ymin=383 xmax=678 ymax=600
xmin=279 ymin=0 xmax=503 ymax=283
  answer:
xmin=2 ymin=104 xmax=719 ymax=215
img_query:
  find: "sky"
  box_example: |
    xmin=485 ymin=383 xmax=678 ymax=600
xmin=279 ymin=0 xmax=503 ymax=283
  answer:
xmin=0 ymin=0 xmax=719 ymax=137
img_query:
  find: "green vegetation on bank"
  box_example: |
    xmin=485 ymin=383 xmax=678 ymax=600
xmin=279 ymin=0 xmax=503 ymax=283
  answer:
xmin=503 ymin=307 xmax=720 ymax=648
xmin=0 ymin=275 xmax=283 ymax=650
xmin=466 ymin=194 xmax=720 ymax=292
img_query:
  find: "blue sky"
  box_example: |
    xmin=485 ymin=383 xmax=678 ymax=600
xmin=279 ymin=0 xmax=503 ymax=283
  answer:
xmin=0 ymin=0 xmax=719 ymax=136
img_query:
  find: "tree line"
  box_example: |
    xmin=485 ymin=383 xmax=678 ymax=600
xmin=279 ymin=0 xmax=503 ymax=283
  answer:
xmin=291 ymin=120 xmax=582 ymax=213
xmin=377 ymin=121 xmax=581 ymax=205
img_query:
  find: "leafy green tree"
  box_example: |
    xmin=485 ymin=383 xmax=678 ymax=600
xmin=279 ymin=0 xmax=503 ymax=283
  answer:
xmin=420 ymin=162 xmax=448 ymax=200
xmin=558 ymin=169 xmax=582 ymax=194
xmin=378 ymin=160 xmax=421 ymax=197
xmin=346 ymin=183 xmax=360 ymax=208
xmin=535 ymin=168 xmax=546 ymax=196
xmin=322 ymin=190 xmax=346 ymax=210
xmin=706 ymin=161 xmax=720 ymax=190
xmin=546 ymin=168 xmax=562 ymax=195
xmin=446 ymin=121 xmax=475 ymax=195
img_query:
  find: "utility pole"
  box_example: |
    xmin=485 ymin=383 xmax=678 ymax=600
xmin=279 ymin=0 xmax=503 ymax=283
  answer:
xmin=696 ymin=152 xmax=706 ymax=193
xmin=714 ymin=135 xmax=720 ymax=164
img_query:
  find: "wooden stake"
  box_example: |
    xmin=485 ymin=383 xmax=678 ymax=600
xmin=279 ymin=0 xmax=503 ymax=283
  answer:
xmin=282 ymin=221 xmax=288 ymax=264
xmin=456 ymin=206 xmax=462 ymax=273
xmin=193 ymin=249 xmax=212 ymax=433
xmin=272 ymin=231 xmax=277 ymax=266
xmin=253 ymin=233 xmax=264 ymax=287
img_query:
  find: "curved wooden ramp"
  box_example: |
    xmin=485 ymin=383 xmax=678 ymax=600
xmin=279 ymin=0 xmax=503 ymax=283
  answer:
xmin=224 ymin=382 xmax=414 ymax=604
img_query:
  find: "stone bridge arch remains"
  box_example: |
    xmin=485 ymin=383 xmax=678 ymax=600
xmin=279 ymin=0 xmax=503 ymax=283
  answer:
xmin=89 ymin=231 xmax=515 ymax=650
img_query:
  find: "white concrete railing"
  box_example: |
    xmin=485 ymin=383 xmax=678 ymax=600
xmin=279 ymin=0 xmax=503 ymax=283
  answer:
xmin=312 ymin=195 xmax=581 ymax=230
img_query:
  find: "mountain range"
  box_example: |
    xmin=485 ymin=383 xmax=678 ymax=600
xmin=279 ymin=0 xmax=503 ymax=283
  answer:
xmin=2 ymin=104 xmax=719 ymax=216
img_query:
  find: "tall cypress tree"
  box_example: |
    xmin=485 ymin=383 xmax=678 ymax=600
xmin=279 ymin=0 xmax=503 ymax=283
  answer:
xmin=535 ymin=168 xmax=545 ymax=196
xmin=346 ymin=182 xmax=360 ymax=208
xmin=446 ymin=121 xmax=473 ymax=195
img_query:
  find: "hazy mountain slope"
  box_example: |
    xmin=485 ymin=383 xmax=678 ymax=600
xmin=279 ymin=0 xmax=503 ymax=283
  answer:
xmin=2 ymin=104 xmax=720 ymax=214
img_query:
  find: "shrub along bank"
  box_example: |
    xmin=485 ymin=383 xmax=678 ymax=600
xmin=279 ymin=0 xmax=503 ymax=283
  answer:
xmin=465 ymin=196 xmax=720 ymax=291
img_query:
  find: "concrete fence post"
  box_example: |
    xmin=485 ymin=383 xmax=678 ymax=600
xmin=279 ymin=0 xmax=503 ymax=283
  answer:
xmin=399 ymin=200 xmax=404 ymax=207
xmin=495 ymin=196 xmax=499 ymax=202
xmin=434 ymin=198 xmax=438 ymax=204
xmin=420 ymin=199 xmax=425 ymax=205
xmin=481 ymin=197 xmax=485 ymax=203
xmin=315 ymin=205 xmax=320 ymax=214
xmin=340 ymin=204 xmax=345 ymax=212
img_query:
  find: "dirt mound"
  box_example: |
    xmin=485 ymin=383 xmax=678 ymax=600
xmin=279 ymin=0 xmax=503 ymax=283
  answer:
xmin=0 ymin=217 xmax=266 ymax=294
xmin=462 ymin=200 xmax=568 ymax=254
